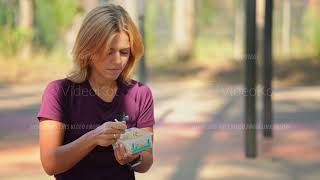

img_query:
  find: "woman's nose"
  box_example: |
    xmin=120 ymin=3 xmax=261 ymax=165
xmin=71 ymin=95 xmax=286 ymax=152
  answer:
xmin=112 ymin=52 xmax=121 ymax=64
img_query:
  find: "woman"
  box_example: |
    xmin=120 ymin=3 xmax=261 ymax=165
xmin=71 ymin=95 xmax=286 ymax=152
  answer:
xmin=37 ymin=4 xmax=154 ymax=180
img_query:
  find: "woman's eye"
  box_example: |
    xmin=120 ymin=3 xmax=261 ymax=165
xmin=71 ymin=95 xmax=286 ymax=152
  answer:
xmin=120 ymin=51 xmax=130 ymax=56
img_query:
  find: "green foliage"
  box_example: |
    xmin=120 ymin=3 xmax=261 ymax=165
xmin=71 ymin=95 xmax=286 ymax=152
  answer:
xmin=34 ymin=0 xmax=77 ymax=49
xmin=0 ymin=27 xmax=32 ymax=56
xmin=0 ymin=0 xmax=18 ymax=26
xmin=145 ymin=0 xmax=172 ymax=50
xmin=0 ymin=0 xmax=77 ymax=56
xmin=198 ymin=0 xmax=216 ymax=27
xmin=145 ymin=0 xmax=157 ymax=50
xmin=0 ymin=0 xmax=30 ymax=56
xmin=303 ymin=8 xmax=320 ymax=57
xmin=314 ymin=20 xmax=320 ymax=57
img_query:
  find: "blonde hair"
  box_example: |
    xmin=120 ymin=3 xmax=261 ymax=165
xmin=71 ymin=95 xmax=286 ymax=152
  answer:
xmin=67 ymin=4 xmax=144 ymax=85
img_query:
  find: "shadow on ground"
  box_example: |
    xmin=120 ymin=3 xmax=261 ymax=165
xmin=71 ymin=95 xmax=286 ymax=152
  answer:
xmin=209 ymin=56 xmax=320 ymax=87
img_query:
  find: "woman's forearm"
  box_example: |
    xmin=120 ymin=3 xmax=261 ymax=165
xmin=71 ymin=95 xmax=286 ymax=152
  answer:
xmin=44 ymin=130 xmax=97 ymax=175
xmin=133 ymin=151 xmax=153 ymax=173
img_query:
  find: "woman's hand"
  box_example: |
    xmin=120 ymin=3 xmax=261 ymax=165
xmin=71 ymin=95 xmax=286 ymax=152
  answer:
xmin=93 ymin=121 xmax=127 ymax=147
xmin=114 ymin=143 xmax=141 ymax=165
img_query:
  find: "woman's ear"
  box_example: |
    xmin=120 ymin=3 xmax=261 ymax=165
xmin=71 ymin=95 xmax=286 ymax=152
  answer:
xmin=88 ymin=57 xmax=92 ymax=65
xmin=88 ymin=54 xmax=97 ymax=65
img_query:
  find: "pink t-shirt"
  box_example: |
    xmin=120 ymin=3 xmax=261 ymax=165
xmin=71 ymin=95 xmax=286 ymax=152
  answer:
xmin=37 ymin=78 xmax=155 ymax=180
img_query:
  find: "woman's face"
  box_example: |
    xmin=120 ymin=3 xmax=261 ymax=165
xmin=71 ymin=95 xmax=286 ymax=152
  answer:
xmin=90 ymin=31 xmax=131 ymax=81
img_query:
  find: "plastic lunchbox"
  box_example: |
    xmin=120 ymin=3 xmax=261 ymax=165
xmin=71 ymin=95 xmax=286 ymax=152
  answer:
xmin=113 ymin=127 xmax=153 ymax=154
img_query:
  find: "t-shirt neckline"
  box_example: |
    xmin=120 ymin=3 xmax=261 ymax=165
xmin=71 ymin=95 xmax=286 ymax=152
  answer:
xmin=85 ymin=78 xmax=123 ymax=105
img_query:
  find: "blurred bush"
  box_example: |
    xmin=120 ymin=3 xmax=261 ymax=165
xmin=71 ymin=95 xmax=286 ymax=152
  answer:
xmin=33 ymin=0 xmax=77 ymax=50
xmin=0 ymin=0 xmax=31 ymax=56
xmin=314 ymin=19 xmax=320 ymax=57
xmin=0 ymin=0 xmax=77 ymax=56
xmin=303 ymin=7 xmax=320 ymax=58
xmin=144 ymin=0 xmax=174 ymax=65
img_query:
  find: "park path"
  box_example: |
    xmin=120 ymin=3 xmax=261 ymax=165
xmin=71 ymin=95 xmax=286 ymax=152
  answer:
xmin=0 ymin=80 xmax=319 ymax=180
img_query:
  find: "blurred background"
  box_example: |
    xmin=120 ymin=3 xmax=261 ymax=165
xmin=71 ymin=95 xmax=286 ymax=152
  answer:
xmin=0 ymin=0 xmax=319 ymax=179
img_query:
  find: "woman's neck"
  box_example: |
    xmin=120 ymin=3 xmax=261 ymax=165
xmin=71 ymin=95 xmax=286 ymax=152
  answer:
xmin=88 ymin=73 xmax=117 ymax=89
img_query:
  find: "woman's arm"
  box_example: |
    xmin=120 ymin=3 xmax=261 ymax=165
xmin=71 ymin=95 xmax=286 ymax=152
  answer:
xmin=39 ymin=118 xmax=126 ymax=176
xmin=132 ymin=126 xmax=154 ymax=173
xmin=39 ymin=119 xmax=96 ymax=175
xmin=114 ymin=126 xmax=154 ymax=173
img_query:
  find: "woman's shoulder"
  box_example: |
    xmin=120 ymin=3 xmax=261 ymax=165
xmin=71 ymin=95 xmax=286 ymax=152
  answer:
xmin=44 ymin=78 xmax=79 ymax=96
xmin=45 ymin=78 xmax=70 ymax=89
xmin=126 ymin=79 xmax=152 ymax=94
xmin=124 ymin=79 xmax=153 ymax=102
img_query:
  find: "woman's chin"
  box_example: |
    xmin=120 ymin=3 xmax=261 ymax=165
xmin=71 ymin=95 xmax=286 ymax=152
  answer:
xmin=103 ymin=74 xmax=120 ymax=81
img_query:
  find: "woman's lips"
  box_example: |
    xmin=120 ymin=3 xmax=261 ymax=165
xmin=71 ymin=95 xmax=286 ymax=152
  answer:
xmin=107 ymin=69 xmax=121 ymax=73
xmin=107 ymin=67 xmax=121 ymax=70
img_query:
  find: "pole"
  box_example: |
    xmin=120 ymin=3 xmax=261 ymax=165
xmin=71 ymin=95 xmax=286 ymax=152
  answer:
xmin=138 ymin=0 xmax=147 ymax=83
xmin=263 ymin=0 xmax=273 ymax=138
xmin=244 ymin=0 xmax=257 ymax=158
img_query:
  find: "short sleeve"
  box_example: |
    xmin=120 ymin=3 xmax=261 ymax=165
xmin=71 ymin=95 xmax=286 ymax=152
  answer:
xmin=37 ymin=80 xmax=68 ymax=123
xmin=136 ymin=86 xmax=155 ymax=128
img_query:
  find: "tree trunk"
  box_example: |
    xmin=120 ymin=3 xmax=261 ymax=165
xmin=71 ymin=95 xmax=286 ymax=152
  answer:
xmin=174 ymin=0 xmax=195 ymax=62
xmin=19 ymin=0 xmax=33 ymax=59
xmin=282 ymin=0 xmax=291 ymax=57
xmin=233 ymin=0 xmax=244 ymax=60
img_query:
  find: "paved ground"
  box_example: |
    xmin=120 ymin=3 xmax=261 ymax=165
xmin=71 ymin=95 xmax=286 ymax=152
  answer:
xmin=0 ymin=80 xmax=319 ymax=180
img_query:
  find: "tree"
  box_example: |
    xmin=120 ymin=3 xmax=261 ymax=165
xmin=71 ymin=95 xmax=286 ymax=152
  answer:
xmin=282 ymin=0 xmax=291 ymax=56
xmin=18 ymin=0 xmax=33 ymax=59
xmin=233 ymin=0 xmax=244 ymax=60
xmin=174 ymin=0 xmax=196 ymax=62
